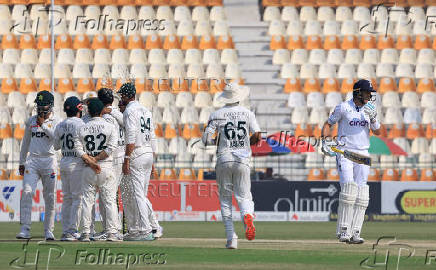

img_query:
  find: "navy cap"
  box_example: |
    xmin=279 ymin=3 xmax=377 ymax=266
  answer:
xmin=353 ymin=79 xmax=376 ymax=92
xmin=87 ymin=98 xmax=104 ymax=116
xmin=64 ymin=96 xmax=82 ymax=114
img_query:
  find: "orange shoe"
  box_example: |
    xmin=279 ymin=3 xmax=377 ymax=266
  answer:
xmin=244 ymin=213 xmax=255 ymax=241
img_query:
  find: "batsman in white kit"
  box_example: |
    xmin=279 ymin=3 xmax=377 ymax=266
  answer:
xmin=118 ymin=82 xmax=161 ymax=241
xmin=17 ymin=91 xmax=60 ymax=240
xmin=202 ymin=83 xmax=260 ymax=249
xmin=322 ymin=79 xmax=381 ymax=244
xmin=74 ymin=98 xmax=121 ymax=242
xmin=53 ymin=97 xmax=85 ymax=241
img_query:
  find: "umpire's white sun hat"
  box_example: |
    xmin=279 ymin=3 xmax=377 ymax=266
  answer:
xmin=216 ymin=82 xmax=250 ymax=104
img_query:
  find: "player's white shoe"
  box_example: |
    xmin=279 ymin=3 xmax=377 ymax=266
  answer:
xmin=45 ymin=230 xmax=55 ymax=241
xmin=71 ymin=231 xmax=81 ymax=240
xmin=91 ymin=231 xmax=107 ymax=241
xmin=349 ymin=232 xmax=365 ymax=244
xmin=79 ymin=233 xmax=91 ymax=242
xmin=226 ymin=233 xmax=238 ymax=249
xmin=107 ymin=233 xmax=123 ymax=242
xmin=16 ymin=226 xmax=31 ymax=239
xmin=226 ymin=238 xmax=238 ymax=249
xmin=339 ymin=232 xmax=350 ymax=243
xmin=61 ymin=232 xmax=76 ymax=241
xmin=123 ymin=232 xmax=140 ymax=241
xmin=139 ymin=232 xmax=155 ymax=241
xmin=152 ymin=226 xmax=163 ymax=239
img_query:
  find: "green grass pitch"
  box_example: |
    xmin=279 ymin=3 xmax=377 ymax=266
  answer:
xmin=0 ymin=221 xmax=436 ymax=270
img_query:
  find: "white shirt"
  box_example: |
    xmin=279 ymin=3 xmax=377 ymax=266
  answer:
xmin=74 ymin=117 xmax=118 ymax=167
xmin=19 ymin=114 xmax=60 ymax=165
xmin=202 ymin=105 xmax=260 ymax=166
xmin=102 ymin=106 xmax=125 ymax=160
xmin=328 ymin=99 xmax=371 ymax=152
xmin=54 ymin=117 xmax=85 ymax=170
xmin=123 ymin=101 xmax=156 ymax=158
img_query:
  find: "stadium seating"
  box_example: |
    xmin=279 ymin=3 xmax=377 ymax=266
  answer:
xmin=0 ymin=1 xmax=434 ymax=182
xmin=0 ymin=2 xmax=236 ymax=177
xmin=259 ymin=2 xmax=436 ymax=181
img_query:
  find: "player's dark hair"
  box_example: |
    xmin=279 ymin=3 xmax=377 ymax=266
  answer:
xmin=97 ymin=88 xmax=114 ymax=105
xmin=66 ymin=110 xmax=76 ymax=117
xmin=88 ymin=98 xmax=104 ymax=117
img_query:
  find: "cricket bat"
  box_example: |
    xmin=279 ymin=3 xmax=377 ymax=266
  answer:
xmin=331 ymin=146 xmax=371 ymax=166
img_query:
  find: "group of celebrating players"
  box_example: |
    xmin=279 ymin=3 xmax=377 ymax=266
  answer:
xmin=14 ymin=81 xmax=259 ymax=247
xmin=14 ymin=78 xmax=379 ymax=248
xmin=16 ymin=82 xmax=162 ymax=242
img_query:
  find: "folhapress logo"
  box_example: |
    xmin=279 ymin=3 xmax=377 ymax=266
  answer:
xmin=349 ymin=119 xmax=368 ymax=127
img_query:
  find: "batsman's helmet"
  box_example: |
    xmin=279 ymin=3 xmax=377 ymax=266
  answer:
xmin=353 ymin=79 xmax=376 ymax=103
xmin=97 ymin=88 xmax=114 ymax=105
xmin=35 ymin=90 xmax=54 ymax=106
xmin=35 ymin=90 xmax=54 ymax=116
xmin=118 ymin=82 xmax=136 ymax=99
xmin=64 ymin=96 xmax=83 ymax=117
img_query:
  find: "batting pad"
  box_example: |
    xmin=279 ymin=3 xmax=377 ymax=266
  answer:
xmin=337 ymin=182 xmax=358 ymax=236
xmin=351 ymin=184 xmax=369 ymax=236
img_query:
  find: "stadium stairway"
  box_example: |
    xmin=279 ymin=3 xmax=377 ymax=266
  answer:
xmin=224 ymin=0 xmax=292 ymax=133
xmin=224 ymin=0 xmax=304 ymax=179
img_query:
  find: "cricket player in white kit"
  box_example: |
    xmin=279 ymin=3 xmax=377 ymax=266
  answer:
xmin=118 ymin=82 xmax=160 ymax=241
xmin=91 ymin=88 xmax=124 ymax=241
xmin=322 ymin=79 xmax=381 ymax=244
xmin=53 ymin=97 xmax=85 ymax=241
xmin=17 ymin=91 xmax=60 ymax=240
xmin=74 ymin=98 xmax=120 ymax=242
xmin=202 ymin=83 xmax=261 ymax=249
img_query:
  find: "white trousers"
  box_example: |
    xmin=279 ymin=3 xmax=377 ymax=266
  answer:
xmin=91 ymin=158 xmax=123 ymax=233
xmin=81 ymin=166 xmax=118 ymax=234
xmin=20 ymin=157 xmax=57 ymax=232
xmin=336 ymin=152 xmax=370 ymax=187
xmin=60 ymin=163 xmax=83 ymax=234
xmin=216 ymin=162 xmax=254 ymax=240
xmin=144 ymin=181 xmax=160 ymax=230
xmin=120 ymin=153 xmax=153 ymax=234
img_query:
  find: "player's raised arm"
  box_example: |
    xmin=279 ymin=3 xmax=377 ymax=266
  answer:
xmin=202 ymin=113 xmax=218 ymax=146
xmin=249 ymin=111 xmax=261 ymax=145
xmin=363 ymin=102 xmax=381 ymax=136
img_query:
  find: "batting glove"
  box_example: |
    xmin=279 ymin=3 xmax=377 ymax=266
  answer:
xmin=321 ymin=140 xmax=336 ymax=157
xmin=363 ymin=102 xmax=377 ymax=122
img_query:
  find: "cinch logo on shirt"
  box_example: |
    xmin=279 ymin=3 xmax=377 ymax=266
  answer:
xmin=31 ymin=131 xmax=47 ymax=138
xmin=349 ymin=119 xmax=368 ymax=127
